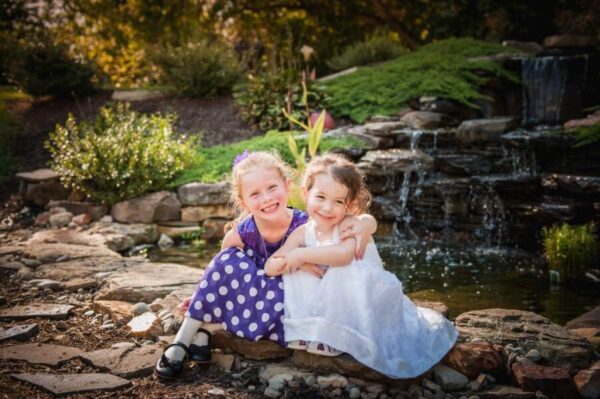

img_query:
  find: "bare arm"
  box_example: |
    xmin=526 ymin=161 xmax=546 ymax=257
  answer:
xmin=264 ymin=226 xmax=305 ymax=276
xmin=285 ymin=237 xmax=357 ymax=270
xmin=221 ymin=228 xmax=244 ymax=250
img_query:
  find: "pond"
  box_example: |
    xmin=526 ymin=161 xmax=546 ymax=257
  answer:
xmin=147 ymin=239 xmax=598 ymax=326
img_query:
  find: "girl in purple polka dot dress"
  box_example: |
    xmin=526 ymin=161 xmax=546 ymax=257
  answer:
xmin=155 ymin=151 xmax=377 ymax=379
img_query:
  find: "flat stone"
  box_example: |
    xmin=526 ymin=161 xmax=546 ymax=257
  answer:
xmin=362 ymin=121 xmax=406 ymax=136
xmin=0 ymin=324 xmax=39 ymax=343
xmin=401 ymin=111 xmax=456 ymax=129
xmin=126 ymin=312 xmax=163 ymax=339
xmin=574 ymin=363 xmax=600 ymax=399
xmin=0 ymin=245 xmax=24 ymax=256
xmin=95 ymin=262 xmax=202 ymax=303
xmin=0 ymin=343 xmax=82 ymax=366
xmin=212 ymin=329 xmax=292 ymax=361
xmin=34 ymin=257 xmax=145 ymax=282
xmin=81 ymin=344 xmax=162 ymax=378
xmin=259 ymin=363 xmax=313 ymax=382
xmin=157 ymin=225 xmax=202 ymax=238
xmin=12 ymin=373 xmax=130 ymax=395
xmin=542 ymin=174 xmax=600 ymax=196
xmin=443 ymin=342 xmax=504 ymax=379
xmin=181 ymin=205 xmax=235 ymax=223
xmin=63 ymin=277 xmax=97 ymax=291
xmin=543 ymin=34 xmax=596 ymax=48
xmin=23 ymin=243 xmax=120 ymax=263
xmin=0 ymin=260 xmax=25 ymax=270
xmin=512 ymin=361 xmax=578 ymax=398
xmin=358 ymin=149 xmax=434 ymax=176
xmin=16 ymin=169 xmax=59 ymax=183
xmin=432 ymin=364 xmax=468 ymax=391
xmin=28 ymin=229 xmax=106 ymax=248
xmin=457 ymin=117 xmax=520 ymax=142
xmin=566 ymin=306 xmax=600 ymax=330
xmin=111 ymin=191 xmax=180 ymax=224
xmin=87 ymin=223 xmax=160 ymax=252
xmin=212 ymin=353 xmax=235 ymax=371
xmin=455 ymin=308 xmax=593 ymax=371
xmin=477 ymin=385 xmax=536 ymax=398
xmin=29 ymin=278 xmax=62 ymax=290
xmin=177 ymin=182 xmax=231 ymax=206
xmin=93 ymin=300 xmax=134 ymax=325
xmin=0 ymin=304 xmax=74 ymax=320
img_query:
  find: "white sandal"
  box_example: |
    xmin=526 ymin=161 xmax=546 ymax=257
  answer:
xmin=288 ymin=340 xmax=309 ymax=350
xmin=307 ymin=341 xmax=342 ymax=357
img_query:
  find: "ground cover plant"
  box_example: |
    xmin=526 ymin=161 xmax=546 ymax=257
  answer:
xmin=322 ymin=38 xmax=519 ymax=123
xmin=327 ymin=31 xmax=406 ymax=71
xmin=169 ymin=131 xmax=364 ymax=187
xmin=46 ymin=102 xmax=196 ymax=205
xmin=542 ymin=222 xmax=597 ymax=283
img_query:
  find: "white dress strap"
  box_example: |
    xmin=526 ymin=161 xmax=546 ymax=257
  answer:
xmin=304 ymin=220 xmax=317 ymax=247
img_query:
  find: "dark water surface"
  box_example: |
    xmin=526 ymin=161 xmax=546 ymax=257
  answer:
xmin=149 ymin=240 xmax=598 ymax=325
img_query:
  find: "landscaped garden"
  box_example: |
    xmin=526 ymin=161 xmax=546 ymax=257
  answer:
xmin=0 ymin=1 xmax=599 ymax=398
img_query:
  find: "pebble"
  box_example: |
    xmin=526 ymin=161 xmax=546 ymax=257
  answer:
xmin=112 ymin=342 xmax=137 ymax=349
xmin=103 ymin=314 xmax=111 ymax=323
xmin=132 ymin=302 xmax=151 ymax=316
xmin=269 ymin=374 xmax=293 ymax=391
xmin=263 ymin=387 xmax=281 ymax=398
xmin=84 ymin=310 xmax=94 ymax=317
xmin=247 ymin=385 xmax=256 ymax=392
xmin=20 ymin=258 xmax=41 ymax=267
xmin=207 ymin=388 xmax=225 ymax=396
xmin=525 ymin=349 xmax=541 ymax=362
xmin=349 ymin=387 xmax=361 ymax=399
xmin=100 ymin=324 xmax=115 ymax=330
xmin=303 ymin=375 xmax=316 ymax=387
xmin=57 ymin=295 xmax=69 ymax=302
xmin=55 ymin=321 xmax=68 ymax=331
xmin=331 ymin=388 xmax=342 ymax=397
xmin=317 ymin=374 xmax=348 ymax=389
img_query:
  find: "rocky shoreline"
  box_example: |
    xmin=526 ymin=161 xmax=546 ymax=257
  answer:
xmin=0 ymin=204 xmax=598 ymax=398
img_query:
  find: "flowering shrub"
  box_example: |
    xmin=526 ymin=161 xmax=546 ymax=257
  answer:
xmin=46 ymin=102 xmax=196 ymax=205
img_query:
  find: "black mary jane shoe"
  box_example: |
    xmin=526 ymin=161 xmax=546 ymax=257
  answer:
xmin=188 ymin=328 xmax=212 ymax=364
xmin=154 ymin=341 xmax=189 ymax=380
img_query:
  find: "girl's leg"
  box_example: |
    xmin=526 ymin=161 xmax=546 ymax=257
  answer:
xmin=163 ymin=317 xmax=203 ymax=361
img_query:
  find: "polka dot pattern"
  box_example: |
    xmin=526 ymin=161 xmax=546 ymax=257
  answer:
xmin=186 ymin=209 xmax=308 ymax=347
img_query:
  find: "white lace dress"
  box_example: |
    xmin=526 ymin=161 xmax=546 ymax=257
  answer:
xmin=283 ymin=219 xmax=458 ymax=379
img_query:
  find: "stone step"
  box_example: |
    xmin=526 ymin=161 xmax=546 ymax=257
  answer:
xmin=12 ymin=373 xmax=131 ymax=395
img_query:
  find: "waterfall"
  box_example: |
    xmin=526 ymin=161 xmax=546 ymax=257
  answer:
xmin=469 ymin=182 xmax=508 ymax=247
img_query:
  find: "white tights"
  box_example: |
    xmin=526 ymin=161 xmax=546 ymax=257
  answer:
xmin=163 ymin=317 xmax=209 ymax=361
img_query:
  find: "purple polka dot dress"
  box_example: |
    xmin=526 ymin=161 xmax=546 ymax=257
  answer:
xmin=186 ymin=209 xmax=307 ymax=346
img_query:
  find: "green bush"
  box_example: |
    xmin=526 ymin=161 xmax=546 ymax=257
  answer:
xmin=542 ymin=222 xmax=597 ymax=283
xmin=0 ymin=105 xmax=17 ymax=183
xmin=571 ymin=123 xmax=600 ymax=148
xmin=234 ymin=68 xmax=328 ymax=132
xmin=155 ymin=39 xmax=242 ymax=98
xmin=46 ymin=102 xmax=196 ymax=205
xmin=6 ymin=36 xmax=95 ymax=98
xmin=322 ymin=38 xmax=519 ymax=123
xmin=169 ymin=131 xmax=364 ymax=187
xmin=327 ymin=31 xmax=406 ymax=71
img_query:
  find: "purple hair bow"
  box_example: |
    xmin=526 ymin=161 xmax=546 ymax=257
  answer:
xmin=233 ymin=150 xmax=251 ymax=167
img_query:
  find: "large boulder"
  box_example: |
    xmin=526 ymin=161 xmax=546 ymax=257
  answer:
xmin=177 ymin=182 xmax=231 ymax=206
xmin=34 ymin=257 xmax=146 ymax=282
xmin=401 ymin=111 xmax=457 ymax=129
xmin=442 ymin=342 xmax=504 ymax=379
xmin=111 ymin=191 xmax=180 ymax=224
xmin=512 ymin=361 xmax=578 ymax=399
xmin=566 ymin=306 xmax=600 ymax=351
xmin=358 ymin=149 xmax=434 ymax=176
xmin=181 ymin=205 xmax=235 ymax=223
xmin=456 ymin=117 xmax=520 ymax=143
xmin=455 ymin=309 xmax=593 ymax=371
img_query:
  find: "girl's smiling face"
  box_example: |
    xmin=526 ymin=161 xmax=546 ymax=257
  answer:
xmin=305 ymin=172 xmax=349 ymax=230
xmin=238 ymin=167 xmax=290 ymax=221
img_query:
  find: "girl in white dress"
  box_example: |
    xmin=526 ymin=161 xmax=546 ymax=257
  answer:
xmin=265 ymin=154 xmax=458 ymax=379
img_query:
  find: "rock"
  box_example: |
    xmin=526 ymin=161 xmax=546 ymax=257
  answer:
xmin=207 ymin=388 xmax=226 ymax=396
xmin=87 ymin=222 xmax=160 ymax=252
xmin=20 ymin=258 xmax=41 ymax=268
xmin=81 ymin=344 xmax=162 ymax=378
xmin=432 ymin=364 xmax=469 ymax=391
xmin=72 ymin=213 xmax=93 ymax=225
xmin=181 ymin=205 xmax=235 ymax=223
xmin=63 ymin=278 xmax=97 ymax=291
xmin=100 ymin=215 xmax=113 ymax=223
xmin=456 ymin=117 xmax=520 ymax=143
xmin=564 ymin=114 xmax=600 ymax=129
xmin=203 ymin=219 xmax=229 ymax=240
xmin=358 ymin=149 xmax=434 ymax=176
xmin=542 ymin=175 xmax=600 ymax=197
xmin=0 ymin=343 xmax=82 ymax=366
xmin=157 ymin=223 xmax=202 ymax=239
xmin=511 ymin=362 xmax=577 ymax=399
xmin=30 ymin=278 xmax=63 ymax=291
xmin=127 ymin=312 xmax=163 ymax=339
xmin=362 ymin=121 xmax=406 ymax=136
xmin=34 ymin=212 xmax=50 ymax=226
xmin=11 ymin=373 xmax=131 ymax=395
xmin=0 ymin=260 xmax=25 ymax=270
xmin=317 ymin=374 xmax=349 ymax=389
xmin=264 ymin=387 xmax=281 ymax=398
xmin=0 ymin=246 xmax=23 ymax=257
xmin=93 ymin=300 xmax=134 ymax=325
xmin=502 ymin=40 xmax=543 ymax=54
xmin=111 ymin=191 xmax=181 ymax=224
xmin=566 ymin=306 xmax=600 ymax=330
xmin=49 ymin=211 xmax=73 ymax=228
xmin=259 ymin=363 xmax=313 ymax=382
xmin=132 ymin=302 xmax=151 ymax=316
xmin=210 ymin=329 xmax=291 ymax=360
xmin=443 ymin=342 xmax=504 ymax=379
xmin=574 ymin=362 xmax=600 ymax=399
xmin=269 ymin=373 xmax=293 ymax=390
xmin=111 ymin=342 xmax=137 ymax=350
xmin=15 ymin=266 xmax=34 ymax=280
xmin=212 ymin=353 xmax=235 ymax=371
xmin=525 ymin=349 xmax=542 ymax=362
xmin=349 ymin=387 xmax=361 ymax=399
xmin=157 ymin=234 xmax=174 ymax=250
xmin=23 ymin=243 xmax=119 ymax=263
xmin=95 ymin=262 xmax=201 ymax=303
xmin=543 ymin=34 xmax=596 ymax=48
xmin=46 ymin=200 xmax=108 ymax=221
xmin=478 ymin=385 xmax=536 ymax=398
xmin=455 ymin=308 xmax=592 ymax=371
xmin=34 ymin=257 xmax=144 ymax=282
xmin=435 ymin=153 xmax=493 ymax=176
xmin=0 ymin=304 xmax=74 ymax=320
xmin=420 ymin=99 xmax=481 ymax=120
xmin=401 ymin=111 xmax=457 ymax=129
xmin=0 ymin=324 xmax=39 ymax=343
xmin=177 ymin=182 xmax=231 ymax=206
xmin=570 ymin=328 xmax=600 ymax=352
xmin=26 ymin=182 xmax=70 ymax=208
xmin=345 ymin=126 xmax=393 ymax=149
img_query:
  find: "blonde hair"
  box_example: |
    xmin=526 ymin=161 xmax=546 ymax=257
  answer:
xmin=302 ymin=153 xmax=371 ymax=215
xmin=226 ymin=151 xmax=291 ymax=228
